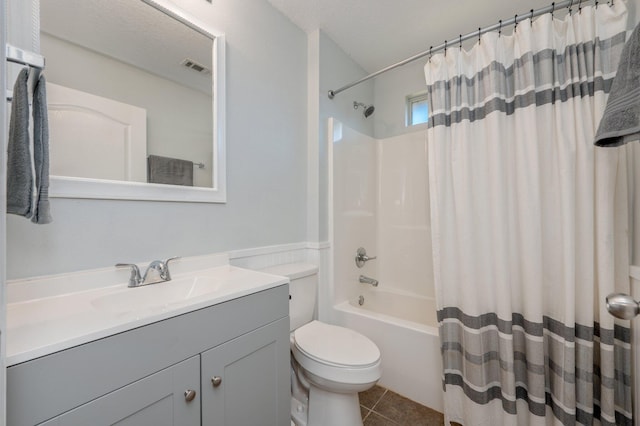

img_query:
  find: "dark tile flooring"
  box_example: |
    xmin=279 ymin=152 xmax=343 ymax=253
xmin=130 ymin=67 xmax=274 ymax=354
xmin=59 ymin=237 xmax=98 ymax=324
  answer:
xmin=358 ymin=385 xmax=445 ymax=425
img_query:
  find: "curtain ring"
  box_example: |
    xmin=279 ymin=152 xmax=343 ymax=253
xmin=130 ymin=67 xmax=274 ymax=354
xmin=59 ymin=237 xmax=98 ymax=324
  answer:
xmin=478 ymin=27 xmax=481 ymax=44
xmin=530 ymin=9 xmax=534 ymax=26
xmin=459 ymin=34 xmax=462 ymax=50
xmin=551 ymin=2 xmax=555 ymax=17
xmin=514 ymin=15 xmax=518 ymax=32
xmin=595 ymin=0 xmax=598 ymax=8
xmin=578 ymin=0 xmax=582 ymax=13
xmin=568 ymin=0 xmax=573 ymax=15
xmin=444 ymin=40 xmax=447 ymax=56
xmin=498 ymin=20 xmax=502 ymax=37
xmin=429 ymin=46 xmax=433 ymax=62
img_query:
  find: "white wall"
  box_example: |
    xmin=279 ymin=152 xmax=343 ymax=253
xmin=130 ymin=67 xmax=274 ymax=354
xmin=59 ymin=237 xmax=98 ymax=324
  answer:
xmin=41 ymin=34 xmax=214 ymax=187
xmin=6 ymin=0 xmax=308 ymax=279
xmin=374 ymin=59 xmax=427 ymax=140
xmin=0 ymin=0 xmax=7 ymax=420
xmin=317 ymin=31 xmax=374 ymax=243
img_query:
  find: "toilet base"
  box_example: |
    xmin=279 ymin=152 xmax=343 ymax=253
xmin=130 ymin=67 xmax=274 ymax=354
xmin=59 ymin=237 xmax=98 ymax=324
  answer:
xmin=307 ymin=384 xmax=363 ymax=426
xmin=291 ymin=396 xmax=308 ymax=426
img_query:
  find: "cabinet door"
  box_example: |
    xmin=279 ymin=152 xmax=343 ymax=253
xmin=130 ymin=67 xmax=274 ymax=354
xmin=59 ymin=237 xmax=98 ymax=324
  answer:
xmin=49 ymin=356 xmax=200 ymax=426
xmin=201 ymin=317 xmax=290 ymax=426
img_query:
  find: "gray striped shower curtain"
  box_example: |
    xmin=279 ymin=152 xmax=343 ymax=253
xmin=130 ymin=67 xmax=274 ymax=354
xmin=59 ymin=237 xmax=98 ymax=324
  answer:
xmin=424 ymin=2 xmax=633 ymax=425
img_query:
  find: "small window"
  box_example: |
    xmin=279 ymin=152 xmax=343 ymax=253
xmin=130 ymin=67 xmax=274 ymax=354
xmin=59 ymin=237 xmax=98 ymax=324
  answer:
xmin=407 ymin=93 xmax=429 ymax=126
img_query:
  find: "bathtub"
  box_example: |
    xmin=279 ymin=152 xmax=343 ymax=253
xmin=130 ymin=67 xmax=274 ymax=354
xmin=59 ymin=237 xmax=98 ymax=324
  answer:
xmin=332 ymin=288 xmax=443 ymax=412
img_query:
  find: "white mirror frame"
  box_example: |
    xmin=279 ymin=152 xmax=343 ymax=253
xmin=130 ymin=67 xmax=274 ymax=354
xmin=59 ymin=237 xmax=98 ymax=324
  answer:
xmin=41 ymin=0 xmax=227 ymax=203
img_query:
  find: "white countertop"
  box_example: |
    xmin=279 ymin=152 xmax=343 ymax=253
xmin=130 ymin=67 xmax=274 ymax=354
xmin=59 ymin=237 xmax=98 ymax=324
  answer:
xmin=6 ymin=255 xmax=288 ymax=366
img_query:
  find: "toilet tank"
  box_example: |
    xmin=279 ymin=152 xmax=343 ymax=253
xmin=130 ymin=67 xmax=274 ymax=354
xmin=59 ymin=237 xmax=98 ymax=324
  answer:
xmin=260 ymin=263 xmax=318 ymax=331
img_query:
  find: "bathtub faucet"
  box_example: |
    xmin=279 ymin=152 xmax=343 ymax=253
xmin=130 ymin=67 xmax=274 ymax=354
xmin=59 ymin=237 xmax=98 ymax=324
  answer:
xmin=359 ymin=275 xmax=379 ymax=287
xmin=355 ymin=247 xmax=377 ymax=268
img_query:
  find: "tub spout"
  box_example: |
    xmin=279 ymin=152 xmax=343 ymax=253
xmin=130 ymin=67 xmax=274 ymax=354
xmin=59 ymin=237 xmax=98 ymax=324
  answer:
xmin=359 ymin=275 xmax=379 ymax=287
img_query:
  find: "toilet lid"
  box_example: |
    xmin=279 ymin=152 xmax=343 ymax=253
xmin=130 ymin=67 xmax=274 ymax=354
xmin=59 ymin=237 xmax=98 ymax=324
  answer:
xmin=294 ymin=321 xmax=380 ymax=367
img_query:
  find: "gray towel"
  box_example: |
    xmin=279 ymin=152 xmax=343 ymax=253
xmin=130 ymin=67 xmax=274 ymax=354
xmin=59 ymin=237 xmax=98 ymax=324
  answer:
xmin=31 ymin=74 xmax=52 ymax=224
xmin=594 ymin=23 xmax=640 ymax=147
xmin=6 ymin=68 xmax=33 ymax=217
xmin=147 ymin=155 xmax=194 ymax=186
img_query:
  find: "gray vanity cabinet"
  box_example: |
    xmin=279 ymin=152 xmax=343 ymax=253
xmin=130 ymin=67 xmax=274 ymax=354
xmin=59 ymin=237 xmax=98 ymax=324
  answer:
xmin=8 ymin=285 xmax=290 ymax=426
xmin=201 ymin=317 xmax=290 ymax=426
xmin=39 ymin=356 xmax=200 ymax=426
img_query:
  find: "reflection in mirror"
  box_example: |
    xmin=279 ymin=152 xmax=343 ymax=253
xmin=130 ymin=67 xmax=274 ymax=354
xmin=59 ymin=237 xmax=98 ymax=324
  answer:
xmin=39 ymin=0 xmax=225 ymax=199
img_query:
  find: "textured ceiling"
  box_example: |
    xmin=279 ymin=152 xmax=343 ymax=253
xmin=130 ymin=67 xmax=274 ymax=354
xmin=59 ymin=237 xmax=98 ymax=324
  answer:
xmin=40 ymin=0 xmax=213 ymax=94
xmin=268 ymin=0 xmax=559 ymax=73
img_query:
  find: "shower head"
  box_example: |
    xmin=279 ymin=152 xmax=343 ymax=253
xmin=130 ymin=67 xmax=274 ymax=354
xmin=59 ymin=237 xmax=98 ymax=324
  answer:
xmin=364 ymin=105 xmax=375 ymax=118
xmin=353 ymin=101 xmax=375 ymax=118
xmin=606 ymin=293 xmax=640 ymax=320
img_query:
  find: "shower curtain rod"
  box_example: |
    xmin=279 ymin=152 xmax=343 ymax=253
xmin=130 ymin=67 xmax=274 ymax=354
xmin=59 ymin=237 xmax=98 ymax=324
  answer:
xmin=327 ymin=0 xmax=603 ymax=99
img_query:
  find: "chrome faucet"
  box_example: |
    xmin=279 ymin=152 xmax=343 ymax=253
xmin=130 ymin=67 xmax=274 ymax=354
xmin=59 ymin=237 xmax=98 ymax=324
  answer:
xmin=116 ymin=257 xmax=180 ymax=288
xmin=359 ymin=275 xmax=379 ymax=287
xmin=355 ymin=247 xmax=377 ymax=268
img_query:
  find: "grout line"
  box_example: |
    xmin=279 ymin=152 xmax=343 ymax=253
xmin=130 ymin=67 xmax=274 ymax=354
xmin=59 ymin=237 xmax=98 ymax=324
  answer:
xmin=369 ymin=388 xmax=387 ymax=411
xmin=369 ymin=390 xmax=403 ymax=425
xmin=361 ymin=406 xmax=371 ymax=421
xmin=362 ymin=385 xmax=446 ymax=425
xmin=372 ymin=411 xmax=400 ymax=425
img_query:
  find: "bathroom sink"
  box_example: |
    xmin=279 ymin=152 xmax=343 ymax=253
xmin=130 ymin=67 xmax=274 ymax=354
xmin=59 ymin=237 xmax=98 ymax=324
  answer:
xmin=6 ymin=255 xmax=290 ymax=367
xmin=91 ymin=275 xmax=222 ymax=318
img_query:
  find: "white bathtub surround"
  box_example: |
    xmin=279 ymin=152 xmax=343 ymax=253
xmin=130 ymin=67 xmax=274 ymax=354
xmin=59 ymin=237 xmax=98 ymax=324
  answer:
xmin=377 ymin=131 xmax=433 ymax=299
xmin=328 ymin=117 xmax=442 ymax=411
xmin=350 ymin=287 xmax=437 ymax=327
xmin=329 ymin=119 xmax=433 ymax=304
xmin=425 ymin=3 xmax=632 ymax=425
xmin=329 ymin=120 xmax=379 ymax=306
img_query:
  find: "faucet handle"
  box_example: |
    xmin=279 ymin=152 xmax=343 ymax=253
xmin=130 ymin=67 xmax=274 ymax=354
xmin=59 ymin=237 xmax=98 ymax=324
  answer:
xmin=116 ymin=263 xmax=142 ymax=287
xmin=162 ymin=256 xmax=181 ymax=280
xmin=355 ymin=247 xmax=377 ymax=268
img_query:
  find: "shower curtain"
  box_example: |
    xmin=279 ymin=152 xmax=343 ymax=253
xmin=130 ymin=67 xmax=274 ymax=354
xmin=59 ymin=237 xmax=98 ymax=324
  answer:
xmin=425 ymin=3 xmax=633 ymax=425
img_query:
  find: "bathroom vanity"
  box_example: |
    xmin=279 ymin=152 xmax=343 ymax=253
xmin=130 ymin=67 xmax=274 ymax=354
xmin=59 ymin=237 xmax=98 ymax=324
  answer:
xmin=5 ymin=255 xmax=290 ymax=426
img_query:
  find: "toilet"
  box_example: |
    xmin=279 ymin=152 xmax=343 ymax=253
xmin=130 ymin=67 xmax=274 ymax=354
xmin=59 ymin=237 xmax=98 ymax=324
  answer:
xmin=260 ymin=263 xmax=382 ymax=426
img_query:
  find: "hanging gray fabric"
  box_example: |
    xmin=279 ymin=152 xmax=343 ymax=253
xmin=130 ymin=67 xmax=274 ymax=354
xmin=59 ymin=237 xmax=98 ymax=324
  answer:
xmin=6 ymin=68 xmax=33 ymax=218
xmin=594 ymin=22 xmax=640 ymax=147
xmin=31 ymin=73 xmax=52 ymax=224
xmin=147 ymin=155 xmax=194 ymax=186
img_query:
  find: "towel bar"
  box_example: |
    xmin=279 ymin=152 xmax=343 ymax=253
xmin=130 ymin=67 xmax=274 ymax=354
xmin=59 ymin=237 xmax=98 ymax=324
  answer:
xmin=6 ymin=44 xmax=45 ymax=69
xmin=5 ymin=44 xmax=46 ymax=102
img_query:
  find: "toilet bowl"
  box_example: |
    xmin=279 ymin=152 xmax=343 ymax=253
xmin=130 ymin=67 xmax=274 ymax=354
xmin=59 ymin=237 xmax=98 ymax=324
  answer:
xmin=293 ymin=321 xmax=380 ymax=390
xmin=292 ymin=321 xmax=381 ymax=426
xmin=260 ymin=263 xmax=382 ymax=426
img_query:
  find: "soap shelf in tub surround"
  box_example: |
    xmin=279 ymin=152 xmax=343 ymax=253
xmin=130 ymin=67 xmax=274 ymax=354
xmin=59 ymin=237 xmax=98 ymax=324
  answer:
xmin=6 ymin=253 xmax=289 ymax=366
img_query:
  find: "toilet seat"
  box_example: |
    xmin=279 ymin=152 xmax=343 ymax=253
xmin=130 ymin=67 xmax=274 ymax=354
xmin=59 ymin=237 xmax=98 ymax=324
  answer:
xmin=294 ymin=321 xmax=380 ymax=367
xmin=292 ymin=321 xmax=382 ymax=386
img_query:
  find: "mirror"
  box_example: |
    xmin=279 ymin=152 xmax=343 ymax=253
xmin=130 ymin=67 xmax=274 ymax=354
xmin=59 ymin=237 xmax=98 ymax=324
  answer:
xmin=38 ymin=0 xmax=226 ymax=202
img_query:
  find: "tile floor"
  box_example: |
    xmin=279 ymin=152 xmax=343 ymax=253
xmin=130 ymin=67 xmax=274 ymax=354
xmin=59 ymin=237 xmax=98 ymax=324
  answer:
xmin=358 ymin=385 xmax=445 ymax=425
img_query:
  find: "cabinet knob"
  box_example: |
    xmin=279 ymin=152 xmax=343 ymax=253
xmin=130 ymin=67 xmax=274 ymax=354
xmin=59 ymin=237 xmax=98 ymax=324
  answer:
xmin=211 ymin=376 xmax=222 ymax=387
xmin=184 ymin=389 xmax=197 ymax=402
